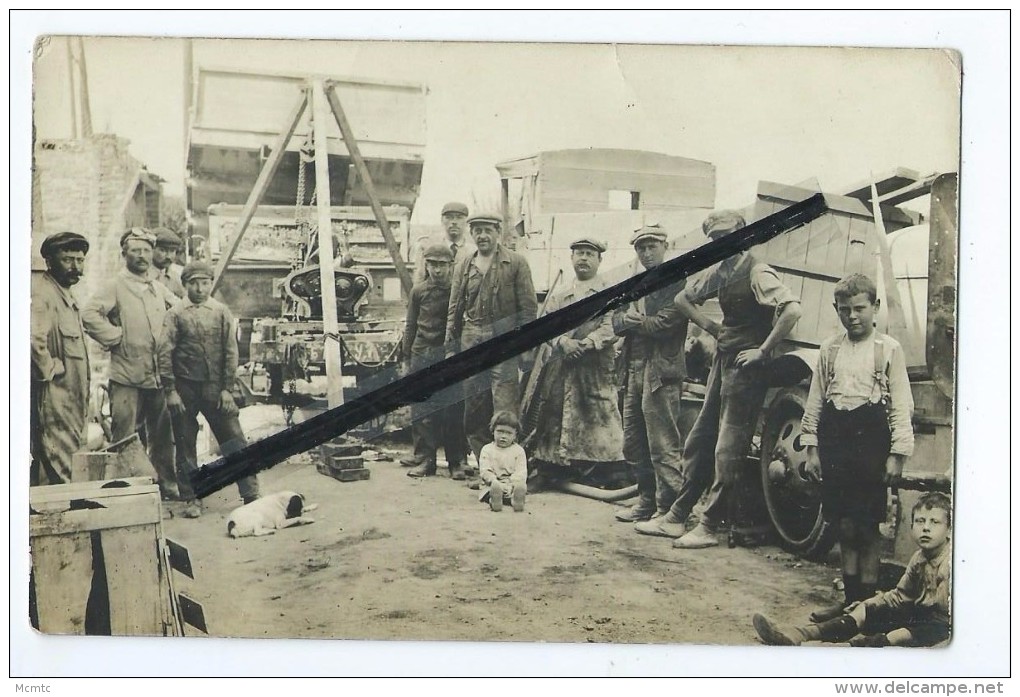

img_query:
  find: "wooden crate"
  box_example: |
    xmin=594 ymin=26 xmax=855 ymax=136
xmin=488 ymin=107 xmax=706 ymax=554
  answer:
xmin=29 ymin=477 xmax=173 ymax=636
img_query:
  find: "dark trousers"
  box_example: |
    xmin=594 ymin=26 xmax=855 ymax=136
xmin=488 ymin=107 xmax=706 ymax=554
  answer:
xmin=461 ymin=322 xmax=520 ymax=463
xmin=109 ymin=381 xmax=177 ymax=497
xmin=668 ymin=350 xmax=768 ymax=530
xmin=171 ymin=378 xmax=259 ymax=503
xmin=410 ymin=347 xmax=468 ymax=467
xmin=819 ymin=401 xmax=891 ymax=524
xmin=861 ymin=604 xmax=951 ymax=647
xmin=621 ymin=360 xmax=686 ymax=514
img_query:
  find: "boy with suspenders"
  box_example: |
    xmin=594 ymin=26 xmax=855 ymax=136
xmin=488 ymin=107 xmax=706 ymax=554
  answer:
xmin=800 ymin=273 xmax=915 ymax=622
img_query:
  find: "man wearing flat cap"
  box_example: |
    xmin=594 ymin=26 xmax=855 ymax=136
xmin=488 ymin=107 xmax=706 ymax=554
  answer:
xmin=642 ymin=209 xmax=802 ymax=549
xmin=401 ymin=243 xmax=469 ymax=479
xmin=521 ymin=237 xmax=623 ymax=484
xmin=446 ymin=211 xmax=538 ymax=476
xmin=83 ymin=227 xmax=181 ymax=499
xmin=152 ymin=227 xmax=186 ymax=299
xmin=158 ymin=262 xmax=260 ymax=515
xmin=412 ymin=201 xmax=476 ymax=285
xmin=612 ymin=224 xmax=690 ymax=525
xmin=31 ymin=232 xmax=92 ymax=485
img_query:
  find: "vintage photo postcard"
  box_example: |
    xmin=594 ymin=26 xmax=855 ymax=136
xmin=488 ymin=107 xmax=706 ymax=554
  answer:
xmin=19 ymin=27 xmax=996 ymax=677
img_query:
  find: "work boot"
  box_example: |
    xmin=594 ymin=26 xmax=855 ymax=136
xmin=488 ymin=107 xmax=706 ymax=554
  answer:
xmin=512 ymin=487 xmax=526 ymax=512
xmin=634 ymin=512 xmax=686 ymax=538
xmin=850 ymin=633 xmax=891 ymax=648
xmin=811 ymin=575 xmax=859 ymax=623
xmin=673 ymin=523 xmax=720 ymax=549
xmin=407 ymin=462 xmax=437 ymax=478
xmin=180 ymin=500 xmax=202 ymax=519
xmin=489 ymin=482 xmax=504 ymax=512
xmin=400 ymin=457 xmax=422 ymax=468
xmin=615 ymin=504 xmax=655 ymax=523
xmin=448 ymin=464 xmax=467 ymax=481
xmin=466 ymin=476 xmax=482 ymax=490
xmin=753 ymin=614 xmax=803 ymax=646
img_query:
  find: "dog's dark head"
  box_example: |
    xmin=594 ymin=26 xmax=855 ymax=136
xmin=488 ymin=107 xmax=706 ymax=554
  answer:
xmin=285 ymin=494 xmax=306 ymax=519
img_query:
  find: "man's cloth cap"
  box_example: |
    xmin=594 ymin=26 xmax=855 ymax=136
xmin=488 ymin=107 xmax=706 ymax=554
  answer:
xmin=702 ymin=210 xmax=747 ymax=238
xmin=41 ymin=231 xmax=90 ymax=257
xmin=120 ymin=227 xmax=156 ymax=248
xmin=468 ymin=212 xmax=502 ymax=227
xmin=181 ymin=261 xmax=215 ymax=283
xmin=630 ymin=225 xmax=668 ymax=246
xmin=570 ymin=237 xmax=607 ymax=253
xmin=423 ymin=243 xmax=454 ymax=262
xmin=441 ymin=202 xmax=469 ymax=217
xmin=153 ymin=227 xmax=183 ymax=248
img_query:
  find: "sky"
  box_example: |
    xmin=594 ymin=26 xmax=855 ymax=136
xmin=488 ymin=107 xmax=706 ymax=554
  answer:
xmin=32 ymin=37 xmax=961 ymax=223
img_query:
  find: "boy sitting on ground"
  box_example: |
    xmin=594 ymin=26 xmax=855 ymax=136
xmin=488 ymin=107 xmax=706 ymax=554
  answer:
xmin=478 ymin=411 xmax=528 ymax=512
xmin=753 ymin=492 xmax=952 ymax=647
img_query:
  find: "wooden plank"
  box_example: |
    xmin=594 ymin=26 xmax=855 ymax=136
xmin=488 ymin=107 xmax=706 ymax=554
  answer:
xmin=210 ymin=89 xmax=308 ymax=295
xmin=30 ymin=481 xmax=158 ymax=505
xmin=324 ymin=80 xmax=414 ymax=295
xmin=101 ymin=527 xmax=162 ymax=635
xmin=30 ymin=500 xmax=161 ymax=537
xmin=30 ymin=533 xmax=94 ymax=634
xmin=313 ymin=79 xmax=345 ymax=410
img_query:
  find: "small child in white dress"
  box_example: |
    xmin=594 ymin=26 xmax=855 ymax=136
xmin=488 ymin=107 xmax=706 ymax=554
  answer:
xmin=478 ymin=411 xmax=528 ymax=512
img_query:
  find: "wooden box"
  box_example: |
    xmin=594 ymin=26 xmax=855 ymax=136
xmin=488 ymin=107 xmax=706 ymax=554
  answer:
xmin=29 ymin=477 xmax=173 ymax=636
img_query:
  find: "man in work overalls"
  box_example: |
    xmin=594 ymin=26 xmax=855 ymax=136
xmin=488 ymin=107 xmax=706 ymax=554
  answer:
xmin=31 ymin=232 xmax=92 ymax=485
xmin=83 ymin=228 xmax=181 ymax=499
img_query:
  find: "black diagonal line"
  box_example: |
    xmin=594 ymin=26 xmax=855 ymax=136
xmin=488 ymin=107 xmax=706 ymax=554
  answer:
xmin=190 ymin=193 xmax=826 ymax=498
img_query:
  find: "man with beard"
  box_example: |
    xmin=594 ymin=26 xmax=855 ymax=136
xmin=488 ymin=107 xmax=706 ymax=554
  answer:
xmin=31 ymin=232 xmax=92 ymax=485
xmin=520 ymin=237 xmax=624 ymax=486
xmin=83 ymin=228 xmax=180 ymax=499
xmin=446 ymin=212 xmax=537 ymax=479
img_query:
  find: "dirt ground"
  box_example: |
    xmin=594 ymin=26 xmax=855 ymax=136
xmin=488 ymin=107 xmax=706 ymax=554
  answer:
xmin=161 ymin=405 xmax=842 ymax=646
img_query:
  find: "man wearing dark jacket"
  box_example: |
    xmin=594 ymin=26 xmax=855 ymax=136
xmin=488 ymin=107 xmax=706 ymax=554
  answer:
xmin=613 ymin=225 xmax=690 ymax=525
xmin=446 ymin=212 xmax=537 ymax=475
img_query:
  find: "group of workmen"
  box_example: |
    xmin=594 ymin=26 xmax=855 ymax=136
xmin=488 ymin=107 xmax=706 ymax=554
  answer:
xmin=400 ymin=201 xmax=807 ymax=551
xmin=30 ymin=227 xmax=258 ymax=517
xmin=30 ymin=201 xmax=804 ymax=548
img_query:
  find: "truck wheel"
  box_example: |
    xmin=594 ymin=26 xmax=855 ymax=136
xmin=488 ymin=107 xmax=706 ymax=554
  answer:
xmin=760 ymin=388 xmax=835 ymax=559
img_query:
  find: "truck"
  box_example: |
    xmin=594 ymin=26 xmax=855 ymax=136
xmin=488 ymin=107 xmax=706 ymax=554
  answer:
xmin=498 ymin=151 xmax=956 ymax=565
xmin=186 ymin=67 xmax=427 ymax=420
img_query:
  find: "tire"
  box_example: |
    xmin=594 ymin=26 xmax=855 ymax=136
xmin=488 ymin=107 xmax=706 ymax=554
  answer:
xmin=759 ymin=387 xmax=836 ymax=559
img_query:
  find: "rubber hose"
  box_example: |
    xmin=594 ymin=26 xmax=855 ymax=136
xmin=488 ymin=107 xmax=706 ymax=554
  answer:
xmin=553 ymin=481 xmax=639 ymax=502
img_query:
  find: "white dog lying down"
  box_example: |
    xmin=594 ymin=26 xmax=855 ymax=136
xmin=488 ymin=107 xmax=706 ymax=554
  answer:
xmin=226 ymin=491 xmax=318 ymax=538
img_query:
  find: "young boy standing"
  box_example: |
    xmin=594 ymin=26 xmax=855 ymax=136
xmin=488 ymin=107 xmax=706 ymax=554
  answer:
xmin=753 ymin=492 xmax=952 ymax=647
xmin=478 ymin=411 xmax=527 ymax=512
xmin=159 ymin=261 xmax=260 ymax=517
xmin=402 ymin=243 xmax=469 ymax=479
xmin=800 ymin=273 xmax=915 ymax=620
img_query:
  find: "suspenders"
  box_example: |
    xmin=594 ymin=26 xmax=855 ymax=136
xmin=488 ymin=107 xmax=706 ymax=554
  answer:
xmin=825 ymin=336 xmax=890 ymax=409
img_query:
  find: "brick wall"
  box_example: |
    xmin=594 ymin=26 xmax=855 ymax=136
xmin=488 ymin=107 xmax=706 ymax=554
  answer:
xmin=33 ymin=134 xmax=155 ymax=301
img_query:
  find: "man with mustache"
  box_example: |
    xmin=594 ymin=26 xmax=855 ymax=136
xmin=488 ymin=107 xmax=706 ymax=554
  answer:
xmin=521 ymin=237 xmax=624 ymax=486
xmin=83 ymin=228 xmax=180 ymax=499
xmin=31 ymin=232 xmax=92 ymax=485
xmin=446 ymin=212 xmax=537 ymax=479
